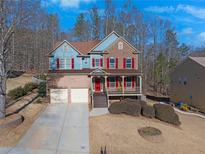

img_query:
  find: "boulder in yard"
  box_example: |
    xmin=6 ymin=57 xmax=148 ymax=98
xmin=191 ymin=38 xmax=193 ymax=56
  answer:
xmin=142 ymin=104 xmax=155 ymax=118
xmin=153 ymin=104 xmax=181 ymax=125
xmin=108 ymin=101 xmax=141 ymax=116
xmin=123 ymin=98 xmax=147 ymax=108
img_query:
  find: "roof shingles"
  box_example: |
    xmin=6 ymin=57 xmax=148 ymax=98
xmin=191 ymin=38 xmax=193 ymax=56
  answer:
xmin=70 ymin=40 xmax=101 ymax=55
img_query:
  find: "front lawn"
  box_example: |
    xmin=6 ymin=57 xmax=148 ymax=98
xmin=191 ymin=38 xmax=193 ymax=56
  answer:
xmin=90 ymin=113 xmax=205 ymax=154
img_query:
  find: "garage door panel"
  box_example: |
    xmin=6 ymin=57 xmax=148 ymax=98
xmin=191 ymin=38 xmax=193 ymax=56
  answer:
xmin=50 ymin=89 xmax=68 ymax=103
xmin=71 ymin=89 xmax=88 ymax=103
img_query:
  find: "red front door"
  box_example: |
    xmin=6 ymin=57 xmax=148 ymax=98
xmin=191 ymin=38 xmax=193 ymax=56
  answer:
xmin=95 ymin=79 xmax=101 ymax=92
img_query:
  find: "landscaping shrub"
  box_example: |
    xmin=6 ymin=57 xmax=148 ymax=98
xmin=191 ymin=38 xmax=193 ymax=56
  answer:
xmin=8 ymin=86 xmax=27 ymax=100
xmin=153 ymin=104 xmax=181 ymax=125
xmin=142 ymin=104 xmax=155 ymax=118
xmin=24 ymin=82 xmax=38 ymax=93
xmin=38 ymin=82 xmax=46 ymax=97
xmin=36 ymin=74 xmax=47 ymax=80
xmin=108 ymin=101 xmax=141 ymax=116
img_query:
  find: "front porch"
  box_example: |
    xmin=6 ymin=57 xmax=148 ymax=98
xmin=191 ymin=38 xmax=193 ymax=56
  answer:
xmin=89 ymin=69 xmax=142 ymax=108
xmin=91 ymin=76 xmax=142 ymax=96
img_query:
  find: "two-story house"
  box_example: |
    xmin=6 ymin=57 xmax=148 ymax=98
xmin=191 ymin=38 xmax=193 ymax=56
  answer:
xmin=48 ymin=31 xmax=142 ymax=108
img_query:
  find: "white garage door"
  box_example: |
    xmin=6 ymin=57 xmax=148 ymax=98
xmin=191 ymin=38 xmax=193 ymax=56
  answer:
xmin=71 ymin=88 xmax=88 ymax=103
xmin=50 ymin=89 xmax=68 ymax=103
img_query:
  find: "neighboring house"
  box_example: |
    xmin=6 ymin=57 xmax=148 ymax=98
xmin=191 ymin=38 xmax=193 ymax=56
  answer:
xmin=48 ymin=31 xmax=142 ymax=108
xmin=170 ymin=56 xmax=205 ymax=112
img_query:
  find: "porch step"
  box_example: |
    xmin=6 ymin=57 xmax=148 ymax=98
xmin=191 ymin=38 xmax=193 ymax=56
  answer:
xmin=93 ymin=94 xmax=108 ymax=108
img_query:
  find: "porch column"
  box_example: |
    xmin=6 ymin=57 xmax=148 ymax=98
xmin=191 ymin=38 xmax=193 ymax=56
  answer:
xmin=104 ymin=76 xmax=109 ymax=106
xmin=90 ymin=76 xmax=94 ymax=108
xmin=139 ymin=76 xmax=142 ymax=94
xmin=122 ymin=76 xmax=125 ymax=94
xmin=105 ymin=76 xmax=107 ymax=90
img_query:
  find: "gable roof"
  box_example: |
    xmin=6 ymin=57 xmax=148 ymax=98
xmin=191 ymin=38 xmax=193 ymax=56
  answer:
xmin=48 ymin=40 xmax=83 ymax=55
xmin=189 ymin=56 xmax=205 ymax=68
xmin=48 ymin=31 xmax=140 ymax=56
xmin=88 ymin=31 xmax=140 ymax=53
xmin=70 ymin=40 xmax=100 ymax=55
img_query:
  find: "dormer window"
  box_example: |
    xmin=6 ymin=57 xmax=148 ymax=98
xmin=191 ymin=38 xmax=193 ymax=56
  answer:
xmin=118 ymin=42 xmax=123 ymax=50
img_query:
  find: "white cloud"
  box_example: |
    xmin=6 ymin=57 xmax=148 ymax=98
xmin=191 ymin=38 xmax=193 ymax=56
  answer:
xmin=144 ymin=6 xmax=175 ymax=13
xmin=144 ymin=5 xmax=205 ymax=19
xmin=51 ymin=0 xmax=95 ymax=8
xmin=177 ymin=5 xmax=205 ymax=19
xmin=198 ymin=32 xmax=205 ymax=40
xmin=181 ymin=27 xmax=193 ymax=35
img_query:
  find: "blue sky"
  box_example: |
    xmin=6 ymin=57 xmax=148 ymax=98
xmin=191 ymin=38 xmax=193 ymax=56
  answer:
xmin=43 ymin=0 xmax=205 ymax=47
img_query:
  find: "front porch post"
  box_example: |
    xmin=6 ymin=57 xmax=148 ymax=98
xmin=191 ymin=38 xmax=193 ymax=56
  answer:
xmin=104 ymin=76 xmax=109 ymax=106
xmin=91 ymin=76 xmax=94 ymax=108
xmin=139 ymin=76 xmax=142 ymax=94
xmin=122 ymin=76 xmax=125 ymax=94
xmin=105 ymin=76 xmax=107 ymax=90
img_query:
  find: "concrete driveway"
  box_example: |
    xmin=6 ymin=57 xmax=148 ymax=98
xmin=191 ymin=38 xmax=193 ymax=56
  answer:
xmin=5 ymin=103 xmax=89 ymax=154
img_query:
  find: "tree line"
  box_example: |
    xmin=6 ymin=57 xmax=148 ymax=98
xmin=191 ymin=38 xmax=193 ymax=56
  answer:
xmin=0 ymin=0 xmax=204 ymax=118
xmin=71 ymin=0 xmax=191 ymax=95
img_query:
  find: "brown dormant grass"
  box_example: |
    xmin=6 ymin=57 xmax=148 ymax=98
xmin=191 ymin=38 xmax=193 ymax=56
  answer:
xmin=6 ymin=73 xmax=34 ymax=93
xmin=90 ymin=113 xmax=205 ymax=154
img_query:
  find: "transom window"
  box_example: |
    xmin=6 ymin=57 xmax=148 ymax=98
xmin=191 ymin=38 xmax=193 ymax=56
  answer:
xmin=126 ymin=58 xmax=132 ymax=69
xmin=126 ymin=77 xmax=132 ymax=87
xmin=110 ymin=77 xmax=116 ymax=87
xmin=110 ymin=57 xmax=115 ymax=69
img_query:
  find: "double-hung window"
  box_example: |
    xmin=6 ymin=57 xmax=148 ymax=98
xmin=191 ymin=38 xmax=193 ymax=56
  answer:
xmin=126 ymin=77 xmax=132 ymax=88
xmin=109 ymin=57 xmax=115 ymax=69
xmin=126 ymin=58 xmax=132 ymax=69
xmin=60 ymin=59 xmax=65 ymax=69
xmin=65 ymin=58 xmax=71 ymax=69
xmin=110 ymin=77 xmax=116 ymax=88
xmin=95 ymin=59 xmax=100 ymax=67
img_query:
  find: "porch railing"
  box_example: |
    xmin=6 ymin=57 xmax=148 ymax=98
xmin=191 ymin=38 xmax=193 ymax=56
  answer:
xmin=107 ymin=86 xmax=140 ymax=94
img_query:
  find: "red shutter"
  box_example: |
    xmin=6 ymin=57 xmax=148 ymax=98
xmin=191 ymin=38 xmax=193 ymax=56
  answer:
xmin=71 ymin=58 xmax=74 ymax=69
xmin=92 ymin=58 xmax=95 ymax=67
xmin=107 ymin=78 xmax=110 ymax=88
xmin=116 ymin=58 xmax=118 ymax=69
xmin=123 ymin=58 xmax=126 ymax=68
xmin=124 ymin=77 xmax=126 ymax=89
xmin=132 ymin=76 xmax=135 ymax=88
xmin=107 ymin=58 xmax=109 ymax=69
xmin=56 ymin=58 xmax=60 ymax=69
xmin=116 ymin=77 xmax=118 ymax=88
xmin=100 ymin=58 xmax=103 ymax=67
xmin=132 ymin=58 xmax=135 ymax=68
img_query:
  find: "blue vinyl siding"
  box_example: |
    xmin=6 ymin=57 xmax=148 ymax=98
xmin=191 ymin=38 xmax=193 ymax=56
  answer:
xmin=82 ymin=57 xmax=90 ymax=68
xmin=49 ymin=41 xmax=82 ymax=70
xmin=93 ymin=33 xmax=118 ymax=52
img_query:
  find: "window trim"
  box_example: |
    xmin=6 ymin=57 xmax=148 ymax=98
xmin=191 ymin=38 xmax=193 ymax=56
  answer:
xmin=95 ymin=59 xmax=100 ymax=67
xmin=65 ymin=58 xmax=71 ymax=69
xmin=126 ymin=77 xmax=132 ymax=88
xmin=109 ymin=77 xmax=116 ymax=88
xmin=109 ymin=57 xmax=116 ymax=69
xmin=126 ymin=57 xmax=132 ymax=69
xmin=60 ymin=58 xmax=65 ymax=69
